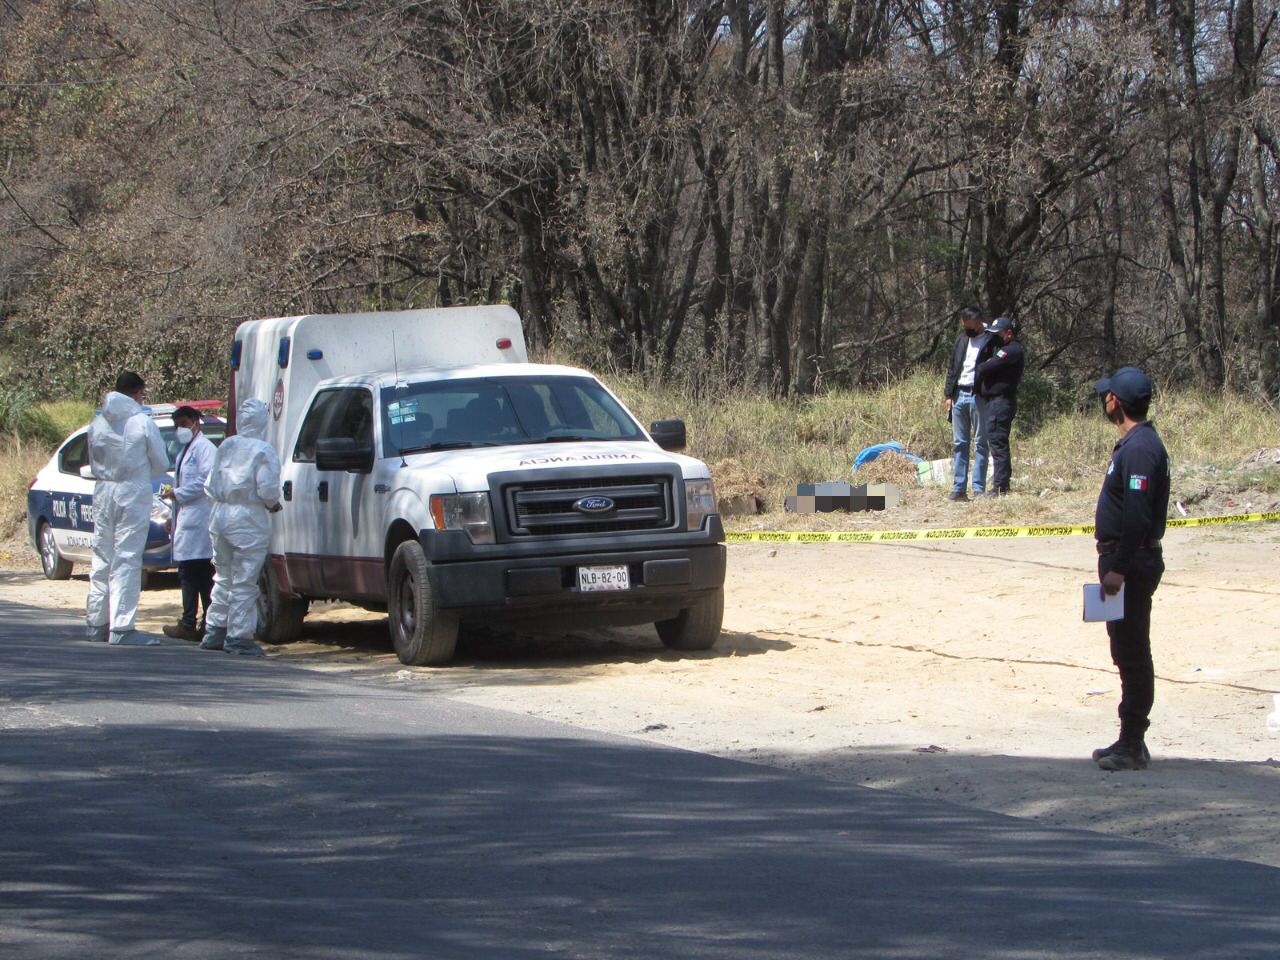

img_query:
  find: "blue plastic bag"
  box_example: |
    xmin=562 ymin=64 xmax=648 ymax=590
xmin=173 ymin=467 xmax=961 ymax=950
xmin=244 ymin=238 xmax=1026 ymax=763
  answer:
xmin=852 ymin=441 xmax=924 ymax=472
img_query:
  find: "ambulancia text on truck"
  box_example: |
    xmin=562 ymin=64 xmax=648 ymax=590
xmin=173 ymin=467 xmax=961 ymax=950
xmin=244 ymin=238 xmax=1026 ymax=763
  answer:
xmin=230 ymin=306 xmax=726 ymax=665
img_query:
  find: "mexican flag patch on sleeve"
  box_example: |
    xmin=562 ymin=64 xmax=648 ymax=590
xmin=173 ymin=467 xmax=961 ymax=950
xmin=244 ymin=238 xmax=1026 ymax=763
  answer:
xmin=1128 ymin=475 xmax=1149 ymax=491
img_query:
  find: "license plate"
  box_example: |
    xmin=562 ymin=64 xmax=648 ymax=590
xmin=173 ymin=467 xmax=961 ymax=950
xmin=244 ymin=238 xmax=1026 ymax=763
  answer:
xmin=578 ymin=564 xmax=630 ymax=593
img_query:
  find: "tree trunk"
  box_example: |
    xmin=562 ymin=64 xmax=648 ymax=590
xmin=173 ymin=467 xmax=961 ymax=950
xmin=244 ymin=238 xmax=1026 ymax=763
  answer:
xmin=1101 ymin=186 xmax=1123 ymax=370
xmin=515 ymin=204 xmax=553 ymax=349
xmin=796 ymin=216 xmax=829 ymax=395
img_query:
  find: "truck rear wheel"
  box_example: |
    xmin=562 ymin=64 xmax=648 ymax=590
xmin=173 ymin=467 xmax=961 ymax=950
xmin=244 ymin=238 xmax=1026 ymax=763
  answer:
xmin=388 ymin=539 xmax=458 ymax=665
xmin=256 ymin=563 xmax=308 ymax=645
xmin=655 ymin=587 xmax=723 ymax=651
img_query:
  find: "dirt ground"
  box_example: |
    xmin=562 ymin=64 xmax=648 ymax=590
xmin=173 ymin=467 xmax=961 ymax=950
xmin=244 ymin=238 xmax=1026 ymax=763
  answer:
xmin=3 ymin=520 xmax=1279 ymax=868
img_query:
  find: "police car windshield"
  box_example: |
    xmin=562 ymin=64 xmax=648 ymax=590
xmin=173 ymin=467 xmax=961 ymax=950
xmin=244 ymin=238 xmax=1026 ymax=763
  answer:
xmin=381 ymin=376 xmax=645 ymax=457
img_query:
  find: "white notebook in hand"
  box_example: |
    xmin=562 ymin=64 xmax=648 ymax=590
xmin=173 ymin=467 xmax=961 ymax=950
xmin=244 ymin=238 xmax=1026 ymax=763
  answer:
xmin=1083 ymin=584 xmax=1125 ymax=622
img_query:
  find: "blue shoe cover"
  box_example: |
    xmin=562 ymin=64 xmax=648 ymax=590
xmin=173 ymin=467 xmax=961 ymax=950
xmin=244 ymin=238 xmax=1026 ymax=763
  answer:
xmin=199 ymin=626 xmax=227 ymax=651
xmin=224 ymin=636 xmax=266 ymax=657
xmin=108 ymin=630 xmax=161 ymax=646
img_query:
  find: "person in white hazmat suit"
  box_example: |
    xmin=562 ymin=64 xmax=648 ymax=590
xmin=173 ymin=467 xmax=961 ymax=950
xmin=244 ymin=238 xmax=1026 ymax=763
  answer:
xmin=199 ymin=397 xmax=282 ymax=656
xmin=85 ymin=371 xmax=170 ymax=645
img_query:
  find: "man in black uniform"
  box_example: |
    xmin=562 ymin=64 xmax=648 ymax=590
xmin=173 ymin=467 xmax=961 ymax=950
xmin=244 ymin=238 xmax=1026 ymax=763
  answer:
xmin=975 ymin=317 xmax=1024 ymax=495
xmin=1092 ymin=367 xmax=1170 ymax=771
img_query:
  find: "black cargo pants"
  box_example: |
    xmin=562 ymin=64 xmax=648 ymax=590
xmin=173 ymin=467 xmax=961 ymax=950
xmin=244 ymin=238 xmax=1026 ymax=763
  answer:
xmin=985 ymin=395 xmax=1016 ymax=492
xmin=1096 ymin=547 xmax=1164 ymax=739
xmin=178 ymin=558 xmax=215 ymax=628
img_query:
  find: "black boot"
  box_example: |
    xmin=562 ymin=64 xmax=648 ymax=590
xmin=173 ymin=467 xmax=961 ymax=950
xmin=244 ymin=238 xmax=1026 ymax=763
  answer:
xmin=1096 ymin=737 xmax=1150 ymax=771
xmin=1091 ymin=738 xmax=1152 ymax=762
xmin=1091 ymin=739 xmax=1120 ymax=762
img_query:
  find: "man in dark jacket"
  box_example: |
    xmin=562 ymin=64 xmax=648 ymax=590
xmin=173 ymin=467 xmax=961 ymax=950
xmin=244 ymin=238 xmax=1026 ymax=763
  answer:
xmin=942 ymin=305 xmax=995 ymax=501
xmin=1091 ymin=367 xmax=1169 ymax=772
xmin=975 ymin=316 xmax=1025 ymax=495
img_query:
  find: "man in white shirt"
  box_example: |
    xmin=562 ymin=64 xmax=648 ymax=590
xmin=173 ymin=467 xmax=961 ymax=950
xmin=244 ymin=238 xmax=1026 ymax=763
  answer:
xmin=162 ymin=406 xmax=217 ymax=641
xmin=942 ymin=306 xmax=995 ymax=501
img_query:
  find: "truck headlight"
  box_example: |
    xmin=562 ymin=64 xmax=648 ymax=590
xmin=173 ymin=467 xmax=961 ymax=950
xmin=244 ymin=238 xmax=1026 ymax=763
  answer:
xmin=685 ymin=478 xmax=717 ymax=531
xmin=430 ymin=492 xmax=496 ymax=545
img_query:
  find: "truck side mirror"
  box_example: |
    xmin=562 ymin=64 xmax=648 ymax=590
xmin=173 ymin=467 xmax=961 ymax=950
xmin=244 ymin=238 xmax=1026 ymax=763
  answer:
xmin=649 ymin=419 xmax=686 ymax=452
xmin=315 ymin=437 xmax=374 ymax=473
xmin=79 ymin=465 xmax=96 ymax=481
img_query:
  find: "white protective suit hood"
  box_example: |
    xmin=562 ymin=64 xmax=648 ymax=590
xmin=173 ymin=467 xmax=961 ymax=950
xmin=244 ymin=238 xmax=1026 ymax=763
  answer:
xmin=236 ymin=397 xmax=268 ymax=441
xmin=89 ymin=391 xmax=169 ymax=485
xmin=208 ymin=398 xmax=279 ymax=510
xmin=101 ymin=391 xmax=143 ymax=425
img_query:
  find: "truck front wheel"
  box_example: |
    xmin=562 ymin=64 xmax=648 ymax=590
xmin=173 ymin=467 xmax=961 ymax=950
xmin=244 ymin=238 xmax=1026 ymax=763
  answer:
xmin=388 ymin=540 xmax=459 ymax=665
xmin=655 ymin=587 xmax=724 ymax=651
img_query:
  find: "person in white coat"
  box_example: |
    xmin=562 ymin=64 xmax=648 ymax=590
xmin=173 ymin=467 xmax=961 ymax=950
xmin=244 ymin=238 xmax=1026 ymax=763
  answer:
xmin=161 ymin=406 xmax=217 ymax=641
xmin=199 ymin=397 xmax=282 ymax=657
xmin=85 ymin=371 xmax=170 ymax=645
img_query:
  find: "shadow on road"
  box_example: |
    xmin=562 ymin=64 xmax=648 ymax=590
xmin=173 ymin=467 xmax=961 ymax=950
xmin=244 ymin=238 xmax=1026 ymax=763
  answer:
xmin=4 ymin=726 xmax=1279 ymax=959
xmin=273 ymin=608 xmax=793 ymax=672
xmin=2 ymin=600 xmax=1279 ymax=958
xmin=747 ymin=743 xmax=1280 ymax=868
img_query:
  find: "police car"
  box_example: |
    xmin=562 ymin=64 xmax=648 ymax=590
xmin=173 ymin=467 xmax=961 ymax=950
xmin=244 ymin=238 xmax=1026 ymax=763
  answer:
xmin=26 ymin=401 xmax=226 ymax=580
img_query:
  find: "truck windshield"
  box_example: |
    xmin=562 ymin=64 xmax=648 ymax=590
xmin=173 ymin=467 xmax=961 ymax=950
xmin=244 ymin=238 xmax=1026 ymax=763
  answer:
xmin=380 ymin=376 xmax=646 ymax=457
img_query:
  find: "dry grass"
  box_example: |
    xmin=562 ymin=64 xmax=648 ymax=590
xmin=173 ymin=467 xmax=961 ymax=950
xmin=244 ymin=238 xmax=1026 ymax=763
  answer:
xmin=0 ymin=400 xmax=94 ymax=545
xmin=612 ymin=370 xmax=1280 ymax=518
xmin=0 ymin=387 xmax=1275 ymax=547
xmin=854 ymin=452 xmax=923 ymax=487
xmin=0 ymin=442 xmax=51 ymax=541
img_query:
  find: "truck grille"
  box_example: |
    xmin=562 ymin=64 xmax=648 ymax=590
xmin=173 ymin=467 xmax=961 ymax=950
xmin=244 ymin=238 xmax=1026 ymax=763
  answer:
xmin=506 ymin=476 xmax=674 ymax=537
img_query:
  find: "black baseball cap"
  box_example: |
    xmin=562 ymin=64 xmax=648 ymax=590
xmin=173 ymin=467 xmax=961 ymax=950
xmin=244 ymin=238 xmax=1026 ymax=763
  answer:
xmin=1094 ymin=367 xmax=1153 ymax=405
xmin=987 ymin=316 xmax=1013 ymax=334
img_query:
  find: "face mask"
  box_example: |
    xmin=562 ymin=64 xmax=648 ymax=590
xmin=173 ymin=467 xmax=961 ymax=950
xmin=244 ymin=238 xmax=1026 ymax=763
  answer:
xmin=176 ymin=427 xmax=194 ymax=445
xmin=965 ymin=327 xmax=981 ymax=338
xmin=1101 ymin=396 xmax=1124 ymax=426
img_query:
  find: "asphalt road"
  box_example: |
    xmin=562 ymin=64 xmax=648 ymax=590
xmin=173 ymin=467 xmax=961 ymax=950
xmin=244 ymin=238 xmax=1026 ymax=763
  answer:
xmin=1 ymin=599 xmax=1277 ymax=960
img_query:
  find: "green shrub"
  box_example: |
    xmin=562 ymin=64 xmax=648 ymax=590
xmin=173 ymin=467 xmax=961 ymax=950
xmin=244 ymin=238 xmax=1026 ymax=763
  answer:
xmin=40 ymin=400 xmax=96 ymax=437
xmin=1016 ymin=368 xmax=1076 ymax=433
xmin=0 ymin=388 xmax=62 ymax=446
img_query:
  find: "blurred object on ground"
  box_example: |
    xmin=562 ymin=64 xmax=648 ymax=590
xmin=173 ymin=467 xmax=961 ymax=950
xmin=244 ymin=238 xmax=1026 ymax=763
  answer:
xmin=785 ymin=481 xmax=901 ymax=513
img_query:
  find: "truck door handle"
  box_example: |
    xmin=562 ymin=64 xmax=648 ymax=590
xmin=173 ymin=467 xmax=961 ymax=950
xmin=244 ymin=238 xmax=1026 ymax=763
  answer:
xmin=318 ymin=481 xmax=328 ymax=502
xmin=282 ymin=481 xmax=292 ymax=502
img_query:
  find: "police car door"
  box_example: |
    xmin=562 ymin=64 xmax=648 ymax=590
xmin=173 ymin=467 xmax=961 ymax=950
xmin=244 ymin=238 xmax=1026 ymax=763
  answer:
xmin=50 ymin=431 xmax=96 ymax=562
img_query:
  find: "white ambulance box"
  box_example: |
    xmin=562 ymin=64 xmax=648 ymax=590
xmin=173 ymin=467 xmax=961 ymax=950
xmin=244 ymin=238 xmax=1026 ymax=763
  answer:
xmin=229 ymin=305 xmax=527 ymax=449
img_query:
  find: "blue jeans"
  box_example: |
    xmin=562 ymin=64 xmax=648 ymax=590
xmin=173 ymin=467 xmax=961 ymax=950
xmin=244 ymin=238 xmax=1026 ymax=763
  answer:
xmin=951 ymin=391 xmax=989 ymax=494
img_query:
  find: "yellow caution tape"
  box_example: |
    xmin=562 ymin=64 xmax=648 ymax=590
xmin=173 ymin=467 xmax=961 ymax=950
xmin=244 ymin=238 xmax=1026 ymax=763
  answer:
xmin=725 ymin=511 xmax=1280 ymax=544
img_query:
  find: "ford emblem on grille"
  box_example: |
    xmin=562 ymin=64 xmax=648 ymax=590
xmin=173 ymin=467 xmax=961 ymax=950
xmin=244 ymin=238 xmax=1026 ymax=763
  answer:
xmin=573 ymin=496 xmax=615 ymax=514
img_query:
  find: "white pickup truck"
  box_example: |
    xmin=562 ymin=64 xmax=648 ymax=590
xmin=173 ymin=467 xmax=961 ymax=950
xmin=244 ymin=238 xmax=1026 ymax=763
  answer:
xmin=230 ymin=306 xmax=725 ymax=665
